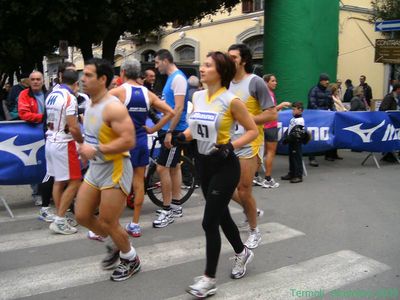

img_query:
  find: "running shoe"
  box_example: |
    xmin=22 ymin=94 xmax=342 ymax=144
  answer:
xmin=244 ymin=229 xmax=262 ymax=249
xmin=38 ymin=207 xmax=55 ymax=223
xmin=49 ymin=219 xmax=78 ymax=235
xmin=65 ymin=210 xmax=78 ymax=227
xmin=155 ymin=205 xmax=183 ymax=218
xmin=186 ymin=275 xmax=217 ymax=298
xmin=87 ymin=230 xmax=105 ymax=242
xmin=101 ymin=245 xmax=120 ymax=270
xmin=153 ymin=209 xmax=174 ymax=228
xmin=252 ymin=176 xmax=264 ymax=187
xmin=231 ymin=246 xmax=254 ymax=279
xmin=125 ymin=222 xmax=142 ymax=237
xmin=262 ymin=178 xmax=280 ymax=189
xmin=110 ymin=256 xmax=141 ymax=281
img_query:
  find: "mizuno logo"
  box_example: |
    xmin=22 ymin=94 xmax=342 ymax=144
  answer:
xmin=343 ymin=121 xmax=385 ymax=143
xmin=211 ymin=190 xmax=220 ymax=196
xmin=46 ymin=95 xmax=57 ymax=106
xmin=0 ymin=136 xmax=45 ymax=166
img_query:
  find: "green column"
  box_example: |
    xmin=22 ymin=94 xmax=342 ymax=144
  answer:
xmin=263 ymin=0 xmax=339 ymax=105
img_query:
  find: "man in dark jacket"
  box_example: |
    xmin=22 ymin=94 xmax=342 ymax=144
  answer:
xmin=343 ymin=79 xmax=354 ymax=102
xmin=357 ymin=75 xmax=373 ymax=107
xmin=6 ymin=73 xmax=30 ymax=120
xmin=308 ymin=73 xmax=334 ymax=110
xmin=380 ymin=83 xmax=400 ymax=111
xmin=307 ymin=73 xmax=334 ymax=166
xmin=379 ymin=83 xmax=400 ymax=162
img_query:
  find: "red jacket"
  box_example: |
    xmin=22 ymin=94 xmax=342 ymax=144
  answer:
xmin=18 ymin=88 xmax=44 ymax=123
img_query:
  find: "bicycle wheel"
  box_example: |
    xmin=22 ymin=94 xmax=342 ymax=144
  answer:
xmin=146 ymin=156 xmax=196 ymax=207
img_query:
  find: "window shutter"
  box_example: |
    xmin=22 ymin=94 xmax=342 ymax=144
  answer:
xmin=242 ymin=0 xmax=253 ymax=13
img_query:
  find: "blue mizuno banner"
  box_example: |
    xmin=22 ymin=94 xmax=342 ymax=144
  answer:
xmin=277 ymin=110 xmax=400 ymax=154
xmin=0 ymin=121 xmax=46 ymax=185
xmin=0 ymin=111 xmax=399 ymax=185
xmin=334 ymin=111 xmax=400 ymax=152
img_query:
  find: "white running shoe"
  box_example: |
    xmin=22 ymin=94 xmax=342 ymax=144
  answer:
xmin=252 ymin=176 xmax=264 ymax=186
xmin=244 ymin=229 xmax=262 ymax=249
xmin=153 ymin=210 xmax=174 ymax=228
xmin=156 ymin=205 xmax=183 ymax=218
xmin=231 ymin=246 xmax=254 ymax=279
xmin=38 ymin=207 xmax=55 ymax=223
xmin=50 ymin=219 xmax=78 ymax=235
xmin=87 ymin=230 xmax=105 ymax=242
xmin=186 ymin=275 xmax=217 ymax=298
xmin=262 ymin=178 xmax=280 ymax=189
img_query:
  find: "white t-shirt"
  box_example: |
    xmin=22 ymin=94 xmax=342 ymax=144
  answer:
xmin=45 ymin=87 xmax=78 ymax=143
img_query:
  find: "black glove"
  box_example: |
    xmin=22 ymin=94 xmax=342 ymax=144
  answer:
xmin=171 ymin=132 xmax=186 ymax=146
xmin=211 ymin=142 xmax=234 ymax=159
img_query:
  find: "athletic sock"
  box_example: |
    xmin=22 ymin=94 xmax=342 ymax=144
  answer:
xmin=171 ymin=199 xmax=181 ymax=206
xmin=163 ymin=205 xmax=171 ymax=211
xmin=54 ymin=216 xmax=64 ymax=224
xmin=120 ymin=245 xmax=137 ymax=261
xmin=237 ymin=247 xmax=247 ymax=256
xmin=265 ymin=176 xmax=271 ymax=181
xmin=250 ymin=227 xmax=260 ymax=233
xmin=254 ymin=172 xmax=259 ymax=177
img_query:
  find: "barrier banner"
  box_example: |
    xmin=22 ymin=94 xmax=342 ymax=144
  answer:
xmin=277 ymin=110 xmax=335 ymax=154
xmin=0 ymin=121 xmax=46 ymax=185
xmin=334 ymin=111 xmax=400 ymax=152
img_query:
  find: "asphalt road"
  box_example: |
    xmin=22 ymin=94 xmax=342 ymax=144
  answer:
xmin=0 ymin=149 xmax=399 ymax=300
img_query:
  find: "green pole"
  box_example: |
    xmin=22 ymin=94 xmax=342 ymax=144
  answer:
xmin=263 ymin=0 xmax=339 ymax=105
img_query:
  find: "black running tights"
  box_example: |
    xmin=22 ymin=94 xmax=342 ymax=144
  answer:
xmin=197 ymin=152 xmax=244 ymax=278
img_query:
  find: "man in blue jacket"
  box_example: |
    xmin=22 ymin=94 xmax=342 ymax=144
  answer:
xmin=307 ymin=73 xmax=334 ymax=167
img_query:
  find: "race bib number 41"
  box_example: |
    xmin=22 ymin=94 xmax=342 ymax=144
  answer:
xmin=189 ymin=111 xmax=219 ymax=142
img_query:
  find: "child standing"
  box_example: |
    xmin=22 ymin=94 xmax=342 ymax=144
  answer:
xmin=281 ymin=102 xmax=306 ymax=183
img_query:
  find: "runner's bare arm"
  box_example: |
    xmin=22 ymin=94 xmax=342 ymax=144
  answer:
xmin=66 ymin=115 xmax=83 ymax=144
xmin=100 ymin=101 xmax=135 ymax=154
xmin=230 ymin=98 xmax=258 ymax=149
xmin=145 ymin=91 xmax=175 ymax=134
xmin=253 ymin=106 xmax=278 ymax=124
xmin=108 ymin=86 xmax=126 ymax=104
xmin=164 ymin=94 xmax=185 ymax=148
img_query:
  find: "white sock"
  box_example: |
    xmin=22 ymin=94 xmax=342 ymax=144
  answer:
xmin=55 ymin=216 xmax=64 ymax=224
xmin=120 ymin=245 xmax=136 ymax=260
xmin=251 ymin=227 xmax=259 ymax=233
xmin=237 ymin=247 xmax=247 ymax=256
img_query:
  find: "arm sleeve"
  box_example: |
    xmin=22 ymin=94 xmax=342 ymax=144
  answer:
xmin=7 ymin=86 xmax=19 ymax=110
xmin=379 ymin=95 xmax=391 ymax=111
xmin=249 ymin=76 xmax=274 ymax=109
xmin=171 ymin=75 xmax=188 ymax=96
xmin=308 ymin=87 xmax=318 ymax=109
xmin=65 ymin=95 xmax=78 ymax=116
xmin=350 ymin=98 xmax=359 ymax=111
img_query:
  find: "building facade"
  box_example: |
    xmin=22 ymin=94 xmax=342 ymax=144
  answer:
xmin=46 ymin=0 xmax=387 ymax=99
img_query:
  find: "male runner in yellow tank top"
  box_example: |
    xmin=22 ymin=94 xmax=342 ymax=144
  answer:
xmin=75 ymin=58 xmax=141 ymax=282
xmin=228 ymin=44 xmax=278 ymax=249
